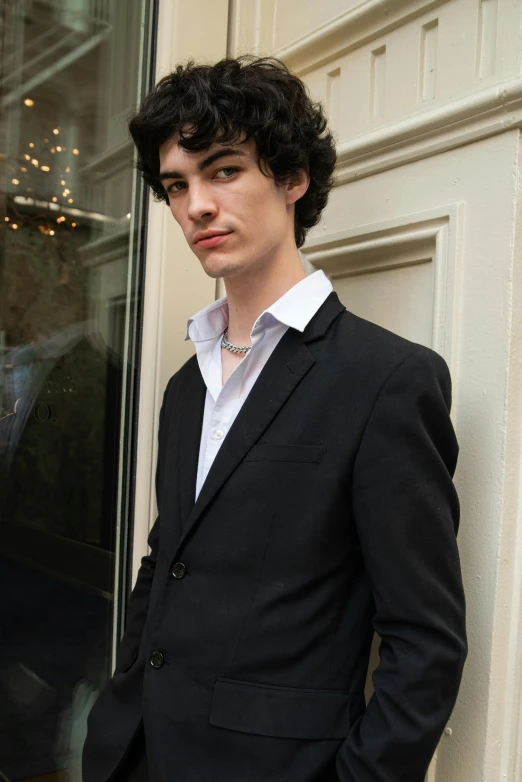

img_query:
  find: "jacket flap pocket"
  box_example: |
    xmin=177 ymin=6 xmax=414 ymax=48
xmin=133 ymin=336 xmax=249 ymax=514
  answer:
xmin=210 ymin=678 xmax=353 ymax=740
xmin=244 ymin=443 xmax=326 ymax=463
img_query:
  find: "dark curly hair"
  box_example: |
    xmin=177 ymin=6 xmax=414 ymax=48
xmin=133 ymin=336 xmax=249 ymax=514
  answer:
xmin=128 ymin=56 xmax=336 ymax=248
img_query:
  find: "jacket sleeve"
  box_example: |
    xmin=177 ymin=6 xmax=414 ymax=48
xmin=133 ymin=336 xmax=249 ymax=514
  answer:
xmin=113 ymin=377 xmax=172 ymax=674
xmin=336 ymin=346 xmax=467 ymax=782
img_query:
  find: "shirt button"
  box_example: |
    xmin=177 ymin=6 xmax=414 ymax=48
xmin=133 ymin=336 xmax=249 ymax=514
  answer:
xmin=214 ymin=429 xmax=224 ymax=440
xmin=149 ymin=651 xmax=164 ymax=669
xmin=171 ymin=562 xmax=187 ymax=579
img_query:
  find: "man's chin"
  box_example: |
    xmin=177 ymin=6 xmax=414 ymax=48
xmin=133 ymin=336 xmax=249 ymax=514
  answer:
xmin=200 ymin=259 xmax=246 ymax=280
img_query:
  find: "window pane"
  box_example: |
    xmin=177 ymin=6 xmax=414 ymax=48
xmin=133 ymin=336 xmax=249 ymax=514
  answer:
xmin=0 ymin=1 xmax=155 ymax=778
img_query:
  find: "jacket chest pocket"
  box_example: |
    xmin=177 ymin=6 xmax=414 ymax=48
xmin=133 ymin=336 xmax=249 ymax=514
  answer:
xmin=210 ymin=678 xmax=353 ymax=740
xmin=243 ymin=443 xmax=326 ymax=463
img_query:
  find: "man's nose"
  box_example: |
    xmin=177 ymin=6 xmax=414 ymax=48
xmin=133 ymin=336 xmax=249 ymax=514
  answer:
xmin=187 ymin=184 xmax=217 ymax=222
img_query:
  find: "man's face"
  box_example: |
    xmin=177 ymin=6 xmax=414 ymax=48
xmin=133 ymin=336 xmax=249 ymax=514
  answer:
xmin=158 ymin=136 xmax=304 ymax=280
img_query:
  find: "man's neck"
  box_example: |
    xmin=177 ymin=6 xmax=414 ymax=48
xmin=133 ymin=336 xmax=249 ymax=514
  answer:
xmin=223 ymin=253 xmax=306 ymax=346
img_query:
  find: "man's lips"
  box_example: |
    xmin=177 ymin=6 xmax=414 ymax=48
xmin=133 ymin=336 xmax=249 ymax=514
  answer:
xmin=195 ymin=232 xmax=232 ymax=249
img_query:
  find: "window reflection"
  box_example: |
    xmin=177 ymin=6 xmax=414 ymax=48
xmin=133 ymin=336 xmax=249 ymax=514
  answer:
xmin=0 ymin=1 xmax=153 ymax=779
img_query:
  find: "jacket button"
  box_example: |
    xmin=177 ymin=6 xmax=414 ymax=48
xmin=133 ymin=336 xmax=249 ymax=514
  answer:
xmin=149 ymin=651 xmax=164 ymax=669
xmin=172 ymin=562 xmax=187 ymax=579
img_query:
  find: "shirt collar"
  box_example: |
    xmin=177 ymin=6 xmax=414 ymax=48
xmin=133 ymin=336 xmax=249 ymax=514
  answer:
xmin=185 ymin=296 xmax=229 ymax=342
xmin=185 ymin=269 xmax=333 ymax=343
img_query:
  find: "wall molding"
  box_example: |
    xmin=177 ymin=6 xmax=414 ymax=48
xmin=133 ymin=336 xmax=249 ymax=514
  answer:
xmin=302 ymin=202 xmax=463 ymax=374
xmin=273 ymin=0 xmax=450 ymax=76
xmin=270 ymin=0 xmax=522 ymax=182
xmin=498 ymin=134 xmax=522 ymax=782
xmin=334 ymin=77 xmax=522 ymax=184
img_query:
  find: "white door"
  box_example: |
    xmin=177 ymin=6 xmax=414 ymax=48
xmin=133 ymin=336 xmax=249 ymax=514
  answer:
xmin=226 ymin=2 xmax=522 ymax=781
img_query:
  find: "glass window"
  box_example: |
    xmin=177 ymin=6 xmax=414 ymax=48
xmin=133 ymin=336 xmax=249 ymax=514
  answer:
xmin=0 ymin=0 xmax=156 ymax=778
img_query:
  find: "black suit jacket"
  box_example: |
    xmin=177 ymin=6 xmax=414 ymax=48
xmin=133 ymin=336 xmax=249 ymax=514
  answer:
xmin=83 ymin=292 xmax=467 ymax=782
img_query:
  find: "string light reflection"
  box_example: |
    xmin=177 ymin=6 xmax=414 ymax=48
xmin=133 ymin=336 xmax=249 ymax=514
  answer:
xmin=13 ymin=122 xmax=85 ymax=236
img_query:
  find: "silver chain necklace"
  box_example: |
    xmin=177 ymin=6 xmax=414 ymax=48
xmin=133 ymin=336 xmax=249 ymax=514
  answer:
xmin=221 ymin=328 xmax=252 ymax=354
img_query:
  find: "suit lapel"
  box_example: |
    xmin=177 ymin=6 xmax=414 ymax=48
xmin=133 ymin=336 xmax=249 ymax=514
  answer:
xmin=171 ymin=291 xmax=345 ymax=558
xmin=171 ymin=358 xmax=206 ymax=538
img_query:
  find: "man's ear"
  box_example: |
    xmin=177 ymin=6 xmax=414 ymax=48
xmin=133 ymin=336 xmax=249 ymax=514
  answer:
xmin=285 ymin=168 xmax=310 ymax=206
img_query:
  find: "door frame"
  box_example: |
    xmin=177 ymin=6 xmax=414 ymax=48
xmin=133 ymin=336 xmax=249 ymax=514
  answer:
xmin=131 ymin=0 xmax=229 ymax=587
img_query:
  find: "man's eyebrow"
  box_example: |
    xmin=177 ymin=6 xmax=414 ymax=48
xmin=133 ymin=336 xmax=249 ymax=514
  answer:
xmin=159 ymin=147 xmax=248 ymax=181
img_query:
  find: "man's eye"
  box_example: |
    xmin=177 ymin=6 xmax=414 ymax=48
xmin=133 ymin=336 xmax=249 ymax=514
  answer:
xmin=167 ymin=182 xmax=185 ymax=194
xmin=165 ymin=168 xmax=238 ymax=195
xmin=215 ymin=167 xmax=239 ymax=179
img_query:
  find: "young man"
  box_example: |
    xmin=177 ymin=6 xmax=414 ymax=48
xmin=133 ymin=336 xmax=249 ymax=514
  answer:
xmin=83 ymin=57 xmax=467 ymax=782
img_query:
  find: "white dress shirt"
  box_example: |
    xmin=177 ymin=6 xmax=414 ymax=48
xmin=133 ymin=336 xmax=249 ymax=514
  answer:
xmin=185 ymin=269 xmax=333 ymax=501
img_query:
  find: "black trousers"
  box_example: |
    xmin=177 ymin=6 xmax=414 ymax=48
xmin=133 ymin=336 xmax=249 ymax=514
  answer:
xmin=110 ymin=724 xmax=149 ymax=781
